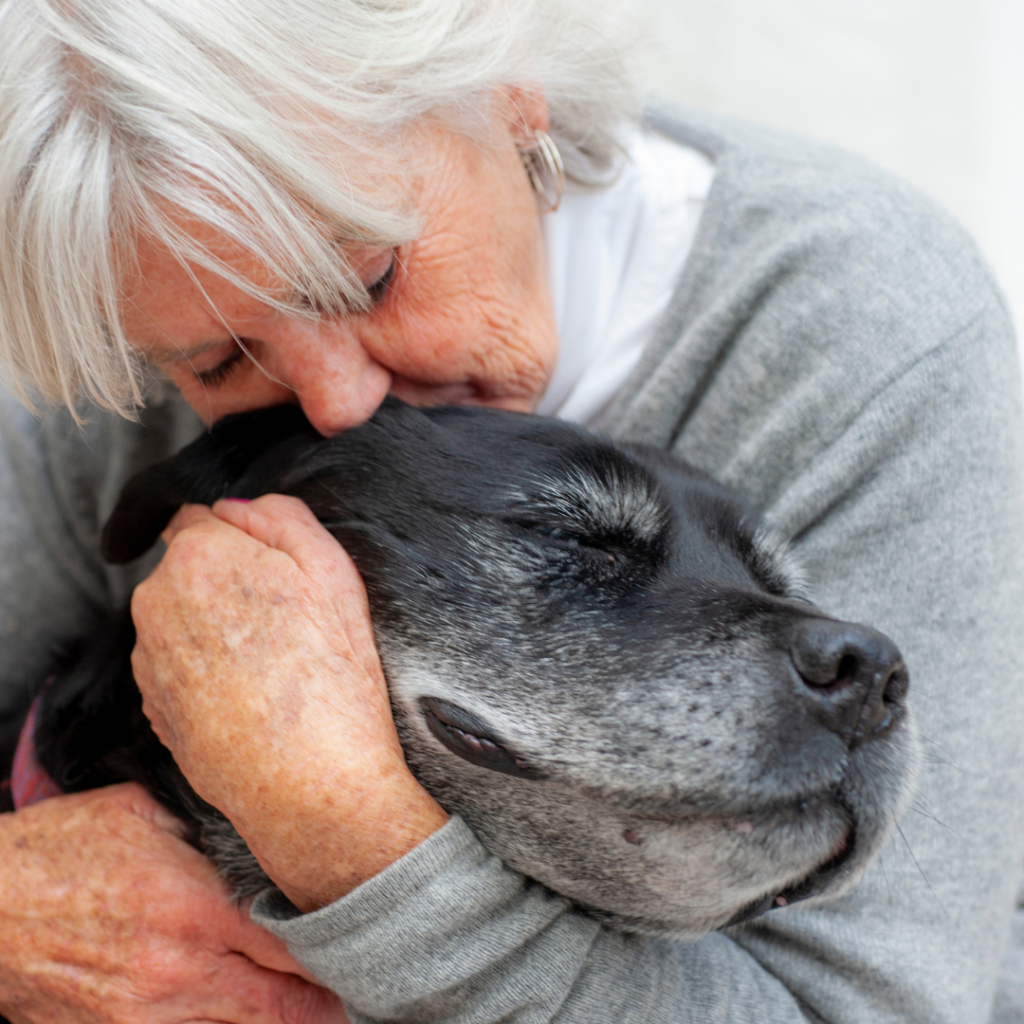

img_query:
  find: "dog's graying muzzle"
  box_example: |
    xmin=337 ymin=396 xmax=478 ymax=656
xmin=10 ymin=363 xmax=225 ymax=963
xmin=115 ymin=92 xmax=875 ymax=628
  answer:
xmin=789 ymin=619 xmax=909 ymax=748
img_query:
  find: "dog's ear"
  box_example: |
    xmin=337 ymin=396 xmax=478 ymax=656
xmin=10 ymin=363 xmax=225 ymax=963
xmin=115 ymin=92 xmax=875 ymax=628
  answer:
xmin=101 ymin=405 xmax=317 ymax=564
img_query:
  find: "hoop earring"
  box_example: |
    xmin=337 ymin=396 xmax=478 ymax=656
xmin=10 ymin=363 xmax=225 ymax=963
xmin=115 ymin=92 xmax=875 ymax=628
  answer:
xmin=519 ymin=130 xmax=565 ymax=212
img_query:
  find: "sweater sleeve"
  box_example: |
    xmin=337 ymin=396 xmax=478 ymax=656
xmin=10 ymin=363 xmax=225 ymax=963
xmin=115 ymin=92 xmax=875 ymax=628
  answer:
xmin=253 ymin=300 xmax=1024 ymax=1023
xmin=252 ymin=816 xmax=816 ymax=1024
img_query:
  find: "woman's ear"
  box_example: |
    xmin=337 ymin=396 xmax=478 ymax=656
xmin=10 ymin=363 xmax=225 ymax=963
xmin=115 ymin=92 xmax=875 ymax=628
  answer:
xmin=500 ymin=85 xmax=551 ymax=146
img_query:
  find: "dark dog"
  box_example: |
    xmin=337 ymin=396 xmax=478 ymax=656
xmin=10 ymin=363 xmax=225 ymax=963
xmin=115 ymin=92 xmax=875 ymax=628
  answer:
xmin=35 ymin=399 xmax=918 ymax=938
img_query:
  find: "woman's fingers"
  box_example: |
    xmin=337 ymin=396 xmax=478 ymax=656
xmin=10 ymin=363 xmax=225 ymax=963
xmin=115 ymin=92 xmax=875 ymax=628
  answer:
xmin=161 ymin=501 xmax=222 ymax=545
xmin=166 ymin=495 xmax=352 ymax=578
xmin=210 ymin=494 xmax=326 ymax=555
xmin=161 ymin=497 xmax=369 ymax=634
xmin=110 ymin=776 xmax=192 ymax=840
xmin=102 ymin=791 xmax=330 ymax=994
xmin=224 ymin=925 xmax=326 ymax=989
xmin=211 ymin=495 xmax=367 ymax=596
xmin=92 ymin=785 xmax=316 ymax=981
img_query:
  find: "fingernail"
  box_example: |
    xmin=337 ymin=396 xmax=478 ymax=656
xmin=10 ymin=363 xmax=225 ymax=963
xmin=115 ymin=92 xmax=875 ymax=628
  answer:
xmin=223 ymin=497 xmax=251 ymax=503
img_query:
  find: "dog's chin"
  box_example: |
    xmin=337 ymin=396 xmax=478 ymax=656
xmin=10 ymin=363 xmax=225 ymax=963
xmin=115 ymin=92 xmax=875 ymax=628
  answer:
xmin=499 ymin=805 xmax=854 ymax=941
xmin=720 ymin=819 xmax=856 ymax=928
xmin=579 ymin=728 xmax=919 ymax=938
xmin=524 ymin=806 xmax=866 ymax=941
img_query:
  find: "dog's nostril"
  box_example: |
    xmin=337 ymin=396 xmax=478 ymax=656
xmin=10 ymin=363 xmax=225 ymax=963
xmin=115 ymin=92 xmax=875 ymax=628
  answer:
xmin=789 ymin=619 xmax=909 ymax=746
xmin=833 ymin=653 xmax=858 ymax=689
xmin=882 ymin=663 xmax=910 ymax=705
xmin=791 ymin=621 xmax=896 ymax=690
xmin=792 ymin=623 xmax=864 ymax=690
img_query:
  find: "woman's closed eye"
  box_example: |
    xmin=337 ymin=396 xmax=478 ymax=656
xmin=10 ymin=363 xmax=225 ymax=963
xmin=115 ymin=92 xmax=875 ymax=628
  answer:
xmin=195 ymin=343 xmax=247 ymax=387
xmin=365 ymin=257 xmax=395 ymax=304
xmin=193 ymin=255 xmax=397 ymax=389
xmin=297 ymin=253 xmax=397 ymax=317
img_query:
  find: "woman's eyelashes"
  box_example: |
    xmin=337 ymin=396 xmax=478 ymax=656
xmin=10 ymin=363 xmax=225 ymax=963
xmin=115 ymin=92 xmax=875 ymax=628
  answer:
xmin=195 ymin=344 xmax=246 ymax=387
xmin=295 ymin=254 xmax=396 ymax=317
xmin=366 ymin=257 xmax=396 ymax=304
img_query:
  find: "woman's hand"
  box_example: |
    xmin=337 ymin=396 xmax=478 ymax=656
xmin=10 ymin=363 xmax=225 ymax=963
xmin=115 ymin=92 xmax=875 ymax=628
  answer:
xmin=0 ymin=783 xmax=348 ymax=1024
xmin=129 ymin=494 xmax=448 ymax=912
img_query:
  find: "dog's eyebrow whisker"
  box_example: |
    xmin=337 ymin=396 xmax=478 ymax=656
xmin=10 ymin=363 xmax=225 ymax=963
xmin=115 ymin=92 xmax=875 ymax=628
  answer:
xmin=876 ymin=844 xmax=894 ymax=905
xmin=515 ymin=457 xmax=671 ymax=547
xmin=740 ymin=521 xmax=809 ymax=600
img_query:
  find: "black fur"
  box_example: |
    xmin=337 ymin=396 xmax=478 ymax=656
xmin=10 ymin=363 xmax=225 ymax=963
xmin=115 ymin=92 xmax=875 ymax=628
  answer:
xmin=34 ymin=399 xmax=918 ymax=935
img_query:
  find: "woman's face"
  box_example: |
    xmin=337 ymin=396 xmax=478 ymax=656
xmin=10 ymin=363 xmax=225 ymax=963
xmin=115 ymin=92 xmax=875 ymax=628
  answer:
xmin=121 ymin=94 xmax=558 ymax=436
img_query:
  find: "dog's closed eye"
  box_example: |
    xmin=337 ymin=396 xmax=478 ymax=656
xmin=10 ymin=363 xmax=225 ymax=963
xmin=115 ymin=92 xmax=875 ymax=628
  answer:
xmin=515 ymin=522 xmax=621 ymax=565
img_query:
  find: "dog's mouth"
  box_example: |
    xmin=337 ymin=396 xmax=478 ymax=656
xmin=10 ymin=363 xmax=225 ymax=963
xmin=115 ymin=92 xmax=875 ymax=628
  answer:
xmin=420 ymin=697 xmax=545 ymax=780
xmin=723 ymin=819 xmax=856 ymax=926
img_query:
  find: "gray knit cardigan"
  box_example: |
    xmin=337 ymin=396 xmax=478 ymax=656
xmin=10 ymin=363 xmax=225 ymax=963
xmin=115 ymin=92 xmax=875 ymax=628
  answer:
xmin=1 ymin=105 xmax=1022 ymax=1024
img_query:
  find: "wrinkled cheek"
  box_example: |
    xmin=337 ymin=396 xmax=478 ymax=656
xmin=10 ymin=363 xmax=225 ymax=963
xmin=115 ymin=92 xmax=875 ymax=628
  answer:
xmin=358 ymin=299 xmax=554 ymax=400
xmin=359 ymin=294 xmax=479 ymax=381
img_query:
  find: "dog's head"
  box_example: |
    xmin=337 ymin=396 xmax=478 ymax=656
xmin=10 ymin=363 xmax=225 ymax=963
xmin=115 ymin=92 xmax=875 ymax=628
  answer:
xmin=105 ymin=399 xmax=919 ymax=938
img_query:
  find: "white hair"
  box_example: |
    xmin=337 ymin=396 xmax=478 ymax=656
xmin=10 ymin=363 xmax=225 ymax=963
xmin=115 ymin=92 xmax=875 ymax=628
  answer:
xmin=0 ymin=0 xmax=637 ymax=417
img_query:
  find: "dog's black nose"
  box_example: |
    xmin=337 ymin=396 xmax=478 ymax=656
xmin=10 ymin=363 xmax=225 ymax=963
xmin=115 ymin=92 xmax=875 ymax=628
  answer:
xmin=789 ymin=619 xmax=908 ymax=747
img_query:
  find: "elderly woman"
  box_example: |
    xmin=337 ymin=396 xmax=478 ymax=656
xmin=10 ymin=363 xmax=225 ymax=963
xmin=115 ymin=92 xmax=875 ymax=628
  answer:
xmin=0 ymin=0 xmax=1022 ymax=1022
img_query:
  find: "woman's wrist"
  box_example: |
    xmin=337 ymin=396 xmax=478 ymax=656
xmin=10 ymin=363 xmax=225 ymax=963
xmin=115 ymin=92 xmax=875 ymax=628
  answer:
xmin=236 ymin=759 xmax=449 ymax=912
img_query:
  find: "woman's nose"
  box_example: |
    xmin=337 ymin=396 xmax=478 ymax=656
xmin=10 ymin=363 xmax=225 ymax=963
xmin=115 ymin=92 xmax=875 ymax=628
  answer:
xmin=276 ymin=323 xmax=393 ymax=436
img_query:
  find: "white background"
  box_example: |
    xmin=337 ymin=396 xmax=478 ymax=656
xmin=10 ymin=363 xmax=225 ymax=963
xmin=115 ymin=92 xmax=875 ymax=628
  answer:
xmin=632 ymin=0 xmax=1024 ymax=356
